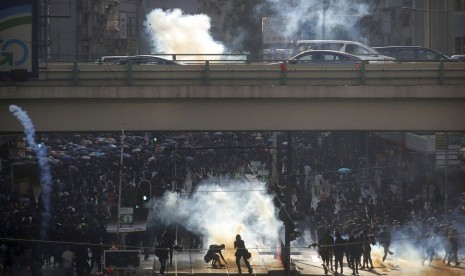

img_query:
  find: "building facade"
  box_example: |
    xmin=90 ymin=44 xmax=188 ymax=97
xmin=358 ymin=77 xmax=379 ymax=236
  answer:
xmin=39 ymin=0 xmax=140 ymax=61
xmin=38 ymin=0 xmax=464 ymax=61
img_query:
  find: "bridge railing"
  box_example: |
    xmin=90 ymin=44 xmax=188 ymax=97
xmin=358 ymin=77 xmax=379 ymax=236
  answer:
xmin=15 ymin=60 xmax=465 ymax=86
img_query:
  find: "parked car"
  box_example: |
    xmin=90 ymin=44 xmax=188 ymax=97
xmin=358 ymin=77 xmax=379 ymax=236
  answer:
xmin=94 ymin=56 xmax=129 ymax=64
xmin=293 ymin=40 xmax=395 ymax=61
xmin=288 ymin=50 xmax=365 ymax=65
xmin=451 ymin=55 xmax=465 ymax=62
xmin=117 ymin=55 xmax=180 ymax=65
xmin=372 ymin=46 xmax=452 ymax=61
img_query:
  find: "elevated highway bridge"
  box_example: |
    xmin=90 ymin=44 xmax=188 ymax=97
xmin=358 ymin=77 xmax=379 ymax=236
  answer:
xmin=1 ymin=61 xmax=464 ymax=132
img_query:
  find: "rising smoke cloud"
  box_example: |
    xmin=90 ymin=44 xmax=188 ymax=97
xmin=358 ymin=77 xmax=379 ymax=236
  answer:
xmin=144 ymin=8 xmax=225 ymax=57
xmin=9 ymin=105 xmax=52 ymax=239
xmin=265 ymin=0 xmax=371 ymax=42
xmin=143 ymin=1 xmax=372 ymax=59
xmin=146 ymin=179 xmax=281 ymax=252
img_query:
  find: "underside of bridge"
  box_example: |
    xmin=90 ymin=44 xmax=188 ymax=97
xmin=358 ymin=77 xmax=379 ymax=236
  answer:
xmin=1 ymin=85 xmax=464 ymax=132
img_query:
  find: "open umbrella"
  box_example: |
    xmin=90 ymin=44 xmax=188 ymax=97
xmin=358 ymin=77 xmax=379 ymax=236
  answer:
xmin=80 ymin=139 xmax=93 ymax=146
xmin=59 ymin=155 xmax=74 ymax=161
xmin=337 ymin=168 xmax=351 ymax=174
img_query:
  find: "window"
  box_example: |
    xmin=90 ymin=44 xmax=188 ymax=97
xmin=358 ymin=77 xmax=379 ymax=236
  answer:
xmin=345 ymin=44 xmax=372 ymax=55
xmin=395 ymin=48 xmax=415 ymax=60
xmin=456 ymin=0 xmax=465 ymax=11
xmin=296 ymin=53 xmax=313 ymax=62
xmin=455 ymin=36 xmax=465 ymax=54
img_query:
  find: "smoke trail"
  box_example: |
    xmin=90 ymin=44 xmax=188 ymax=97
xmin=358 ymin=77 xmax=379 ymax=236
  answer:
xmin=9 ymin=105 xmax=52 ymax=239
xmin=144 ymin=8 xmax=225 ymax=61
xmin=147 ymin=179 xmax=281 ymax=256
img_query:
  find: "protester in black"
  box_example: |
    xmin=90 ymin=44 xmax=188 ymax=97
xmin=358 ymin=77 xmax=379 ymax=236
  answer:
xmin=447 ymin=228 xmax=460 ymax=267
xmin=347 ymin=233 xmax=362 ymax=276
xmin=234 ymin=235 xmax=252 ymax=274
xmin=360 ymin=230 xmax=374 ymax=270
xmin=318 ymin=229 xmax=334 ymax=275
xmin=204 ymin=244 xmax=227 ymax=268
xmin=155 ymin=236 xmax=171 ymax=275
xmin=379 ymin=226 xmax=393 ymax=262
xmin=162 ymin=225 xmax=176 ymax=266
xmin=333 ymin=231 xmax=346 ymax=275
xmin=422 ymin=233 xmax=435 ymax=267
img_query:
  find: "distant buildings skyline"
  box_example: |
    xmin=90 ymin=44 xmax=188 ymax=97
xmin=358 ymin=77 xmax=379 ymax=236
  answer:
xmin=37 ymin=0 xmax=465 ymax=61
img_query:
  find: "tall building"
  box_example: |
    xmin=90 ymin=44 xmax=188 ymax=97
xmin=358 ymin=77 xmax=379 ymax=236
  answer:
xmin=39 ymin=0 xmax=140 ymax=61
xmin=382 ymin=0 xmax=461 ymax=55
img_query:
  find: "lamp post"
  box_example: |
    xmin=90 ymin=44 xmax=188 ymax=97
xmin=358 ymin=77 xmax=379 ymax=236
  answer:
xmin=322 ymin=0 xmax=330 ymax=39
xmin=401 ymin=0 xmax=448 ymax=49
xmin=116 ymin=127 xmax=125 ymax=247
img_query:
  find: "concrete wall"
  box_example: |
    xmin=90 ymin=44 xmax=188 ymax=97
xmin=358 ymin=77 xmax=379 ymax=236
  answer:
xmin=1 ymin=85 xmax=464 ymax=132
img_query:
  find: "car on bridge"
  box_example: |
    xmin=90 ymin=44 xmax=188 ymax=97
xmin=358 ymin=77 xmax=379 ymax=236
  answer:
xmin=94 ymin=55 xmax=129 ymax=64
xmin=293 ymin=40 xmax=395 ymax=62
xmin=372 ymin=46 xmax=453 ymax=62
xmin=117 ymin=55 xmax=180 ymax=65
xmin=451 ymin=54 xmax=465 ymax=62
xmin=287 ymin=50 xmax=365 ymax=65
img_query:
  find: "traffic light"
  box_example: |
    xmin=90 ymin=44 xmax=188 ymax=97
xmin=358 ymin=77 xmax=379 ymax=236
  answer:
xmin=138 ymin=180 xmax=152 ymax=207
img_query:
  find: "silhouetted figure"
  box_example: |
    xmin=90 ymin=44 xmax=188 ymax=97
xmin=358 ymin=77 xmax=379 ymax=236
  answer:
xmin=347 ymin=233 xmax=362 ymax=276
xmin=234 ymin=235 xmax=252 ymax=274
xmin=378 ymin=226 xmax=393 ymax=262
xmin=422 ymin=233 xmax=435 ymax=267
xmin=90 ymin=242 xmax=103 ymax=273
xmin=447 ymin=228 xmax=460 ymax=267
xmin=155 ymin=236 xmax=170 ymax=275
xmin=360 ymin=230 xmax=374 ymax=270
xmin=61 ymin=246 xmax=75 ymax=276
xmin=162 ymin=225 xmax=176 ymax=266
xmin=333 ymin=231 xmax=346 ymax=275
xmin=204 ymin=244 xmax=227 ymax=268
xmin=318 ymin=229 xmax=334 ymax=275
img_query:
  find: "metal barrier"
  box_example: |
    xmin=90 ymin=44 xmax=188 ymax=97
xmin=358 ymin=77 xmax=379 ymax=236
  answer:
xmin=8 ymin=61 xmax=465 ymax=86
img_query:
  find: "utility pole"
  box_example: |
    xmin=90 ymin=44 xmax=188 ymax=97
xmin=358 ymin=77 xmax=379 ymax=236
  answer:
xmin=444 ymin=132 xmax=449 ymax=212
xmin=284 ymin=131 xmax=293 ymax=274
xmin=117 ymin=127 xmax=125 ymax=247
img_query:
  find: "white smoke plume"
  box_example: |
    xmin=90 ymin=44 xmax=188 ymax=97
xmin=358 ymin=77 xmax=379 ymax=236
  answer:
xmin=9 ymin=105 xmax=52 ymax=239
xmin=264 ymin=0 xmax=371 ymax=42
xmin=147 ymin=179 xmax=281 ymax=253
xmin=144 ymin=8 xmax=225 ymax=61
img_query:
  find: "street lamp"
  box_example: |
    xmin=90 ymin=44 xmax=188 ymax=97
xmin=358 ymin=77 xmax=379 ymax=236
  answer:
xmin=322 ymin=0 xmax=330 ymax=39
xmin=116 ymin=127 xmax=125 ymax=247
xmin=401 ymin=0 xmax=448 ymax=49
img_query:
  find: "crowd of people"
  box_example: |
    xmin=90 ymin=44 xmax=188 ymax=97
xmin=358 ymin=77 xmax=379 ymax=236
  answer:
xmin=0 ymin=131 xmax=463 ymax=275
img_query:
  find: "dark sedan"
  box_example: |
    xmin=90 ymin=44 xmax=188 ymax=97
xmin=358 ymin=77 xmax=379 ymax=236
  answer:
xmin=117 ymin=55 xmax=180 ymax=65
xmin=373 ymin=46 xmax=452 ymax=61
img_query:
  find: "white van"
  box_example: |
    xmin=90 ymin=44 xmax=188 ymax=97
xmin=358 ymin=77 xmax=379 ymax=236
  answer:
xmin=294 ymin=40 xmax=395 ymax=61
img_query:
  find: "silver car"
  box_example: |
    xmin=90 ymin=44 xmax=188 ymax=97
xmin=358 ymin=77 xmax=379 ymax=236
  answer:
xmin=294 ymin=40 xmax=395 ymax=62
xmin=289 ymin=50 xmax=365 ymax=65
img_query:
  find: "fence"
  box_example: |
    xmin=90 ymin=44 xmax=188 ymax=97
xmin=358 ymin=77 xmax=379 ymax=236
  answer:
xmin=16 ymin=60 xmax=465 ymax=87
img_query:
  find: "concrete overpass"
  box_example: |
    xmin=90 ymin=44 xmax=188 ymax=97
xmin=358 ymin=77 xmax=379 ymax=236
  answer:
xmin=1 ymin=62 xmax=465 ymax=132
